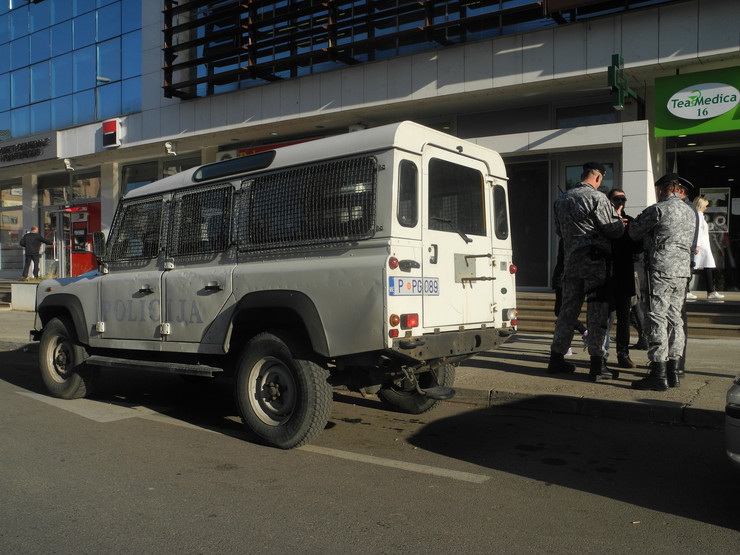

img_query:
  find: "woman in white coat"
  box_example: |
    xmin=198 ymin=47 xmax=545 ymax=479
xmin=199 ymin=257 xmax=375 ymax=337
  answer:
xmin=692 ymin=196 xmax=724 ymax=300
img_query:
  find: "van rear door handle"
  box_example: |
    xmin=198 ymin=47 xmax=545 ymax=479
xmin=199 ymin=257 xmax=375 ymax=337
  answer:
xmin=429 ymin=244 xmax=438 ymax=264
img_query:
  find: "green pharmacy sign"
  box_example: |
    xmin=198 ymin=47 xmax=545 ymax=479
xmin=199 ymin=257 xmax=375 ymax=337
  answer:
xmin=654 ymin=67 xmax=740 ymax=137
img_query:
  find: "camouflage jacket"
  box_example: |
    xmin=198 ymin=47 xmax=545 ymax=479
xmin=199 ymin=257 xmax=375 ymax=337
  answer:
xmin=554 ymin=182 xmax=624 ymax=275
xmin=627 ymin=192 xmax=697 ymax=278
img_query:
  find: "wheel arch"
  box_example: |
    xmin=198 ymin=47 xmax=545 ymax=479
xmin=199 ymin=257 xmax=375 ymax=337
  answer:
xmin=37 ymin=294 xmax=90 ymax=345
xmin=226 ymin=290 xmax=329 ymax=357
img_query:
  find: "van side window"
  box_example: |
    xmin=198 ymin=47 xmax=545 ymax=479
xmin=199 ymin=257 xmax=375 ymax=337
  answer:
xmin=107 ymin=197 xmax=163 ymax=260
xmin=397 ymin=160 xmax=418 ymax=228
xmin=238 ymin=156 xmax=377 ymax=252
xmin=170 ymin=184 xmax=233 ymax=256
xmin=493 ymin=184 xmax=509 ymax=240
xmin=428 ymin=158 xmax=486 ymax=237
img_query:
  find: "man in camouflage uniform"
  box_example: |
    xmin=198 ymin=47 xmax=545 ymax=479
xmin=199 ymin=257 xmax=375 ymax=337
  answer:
xmin=627 ymin=173 xmax=697 ymax=390
xmin=548 ymin=162 xmax=625 ymax=381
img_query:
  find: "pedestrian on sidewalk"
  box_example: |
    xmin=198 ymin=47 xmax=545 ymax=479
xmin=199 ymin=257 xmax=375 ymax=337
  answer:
xmin=627 ymin=173 xmax=697 ymax=391
xmin=606 ymin=189 xmax=642 ymax=369
xmin=692 ymin=196 xmax=724 ymax=300
xmin=19 ymin=226 xmax=54 ymax=280
xmin=547 ymin=162 xmax=624 ymax=381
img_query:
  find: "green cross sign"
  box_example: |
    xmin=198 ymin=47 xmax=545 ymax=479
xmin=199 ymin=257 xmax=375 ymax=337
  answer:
xmin=608 ymin=54 xmax=637 ymax=110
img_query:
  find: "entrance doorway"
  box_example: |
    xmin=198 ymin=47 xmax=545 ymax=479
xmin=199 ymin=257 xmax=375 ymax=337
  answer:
xmin=669 ymin=138 xmax=740 ymax=292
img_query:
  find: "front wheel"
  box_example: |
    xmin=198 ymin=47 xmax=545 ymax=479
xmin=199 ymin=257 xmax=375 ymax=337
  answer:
xmin=234 ymin=333 xmax=332 ymax=449
xmin=378 ymin=364 xmax=456 ymax=414
xmin=38 ymin=317 xmax=98 ymax=399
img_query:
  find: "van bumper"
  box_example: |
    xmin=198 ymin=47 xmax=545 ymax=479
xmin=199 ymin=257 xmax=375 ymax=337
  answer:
xmin=390 ymin=327 xmax=515 ymax=363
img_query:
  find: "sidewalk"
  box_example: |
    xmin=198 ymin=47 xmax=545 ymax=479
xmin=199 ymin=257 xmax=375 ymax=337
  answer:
xmin=2 ymin=307 xmax=736 ymax=428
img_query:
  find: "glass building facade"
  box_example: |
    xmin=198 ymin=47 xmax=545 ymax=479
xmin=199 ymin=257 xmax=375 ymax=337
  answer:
xmin=0 ymin=0 xmax=142 ymax=142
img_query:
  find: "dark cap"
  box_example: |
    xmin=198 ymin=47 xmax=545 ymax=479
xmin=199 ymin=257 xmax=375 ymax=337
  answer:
xmin=655 ymin=173 xmax=694 ymax=193
xmin=583 ymin=162 xmax=606 ymax=175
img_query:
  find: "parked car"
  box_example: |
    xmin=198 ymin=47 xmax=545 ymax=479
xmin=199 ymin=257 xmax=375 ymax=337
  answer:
xmin=726 ymin=374 xmax=740 ymax=469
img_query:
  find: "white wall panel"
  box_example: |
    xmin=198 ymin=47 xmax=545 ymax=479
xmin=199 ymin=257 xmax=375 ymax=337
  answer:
xmin=193 ymin=97 xmax=211 ymax=131
xmin=659 ymin=1 xmax=698 ymax=63
xmin=585 ymin=17 xmax=621 ymax=74
xmin=279 ymin=79 xmax=301 ymax=119
xmin=463 ymin=41 xmax=492 ymax=92
xmin=438 ymin=47 xmax=465 ymax=95
xmin=621 ymin=11 xmax=659 ymax=66
xmin=553 ymin=25 xmax=586 ymax=79
xmin=140 ymin=108 xmax=160 ymax=140
xmin=363 ymin=63 xmax=388 ymax=106
xmin=243 ymin=88 xmax=262 ymax=123
xmin=411 ymin=52 xmax=439 ymax=100
xmin=522 ymin=30 xmax=553 ymax=83
xmin=386 ymin=57 xmax=413 ymax=102
xmin=697 ymin=0 xmax=740 ymax=56
xmin=261 ymin=82 xmax=282 ymax=121
xmin=298 ymin=74 xmax=322 ymax=115
xmin=179 ymin=101 xmax=195 ymax=133
xmin=492 ymin=35 xmax=523 ymax=88
xmin=320 ymin=71 xmax=343 ymax=111
xmin=159 ymin=104 xmax=179 ymax=137
xmin=341 ymin=65 xmax=365 ymax=109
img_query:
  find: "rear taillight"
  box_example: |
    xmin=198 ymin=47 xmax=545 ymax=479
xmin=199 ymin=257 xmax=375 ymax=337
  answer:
xmin=509 ymin=264 xmax=517 ymax=274
xmin=401 ymin=313 xmax=419 ymax=329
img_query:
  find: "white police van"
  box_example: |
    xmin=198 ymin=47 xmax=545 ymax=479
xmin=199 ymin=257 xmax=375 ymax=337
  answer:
xmin=32 ymin=121 xmax=517 ymax=449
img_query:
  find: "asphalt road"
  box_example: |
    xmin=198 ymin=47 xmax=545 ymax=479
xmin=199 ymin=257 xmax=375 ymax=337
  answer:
xmin=2 ymin=348 xmax=739 ymax=554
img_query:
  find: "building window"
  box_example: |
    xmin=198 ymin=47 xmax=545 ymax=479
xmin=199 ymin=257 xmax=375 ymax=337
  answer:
xmin=121 ymin=156 xmax=201 ymax=195
xmin=0 ymin=0 xmax=142 ymax=142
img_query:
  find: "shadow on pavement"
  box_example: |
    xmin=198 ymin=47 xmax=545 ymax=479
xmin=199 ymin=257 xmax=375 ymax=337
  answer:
xmin=407 ymin=401 xmax=740 ymax=531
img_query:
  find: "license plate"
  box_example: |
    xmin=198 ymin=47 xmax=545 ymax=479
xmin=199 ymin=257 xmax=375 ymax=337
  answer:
xmin=388 ymin=276 xmax=439 ymax=296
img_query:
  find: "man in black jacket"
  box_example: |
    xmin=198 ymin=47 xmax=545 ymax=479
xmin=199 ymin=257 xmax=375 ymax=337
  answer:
xmin=20 ymin=226 xmax=54 ymax=280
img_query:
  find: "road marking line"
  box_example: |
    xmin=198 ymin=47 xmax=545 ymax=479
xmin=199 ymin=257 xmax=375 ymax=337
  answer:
xmin=299 ymin=445 xmax=489 ymax=483
xmin=17 ymin=392 xmax=208 ymax=431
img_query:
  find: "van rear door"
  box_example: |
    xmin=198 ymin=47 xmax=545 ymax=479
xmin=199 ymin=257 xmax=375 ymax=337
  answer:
xmin=421 ymin=148 xmax=494 ymax=329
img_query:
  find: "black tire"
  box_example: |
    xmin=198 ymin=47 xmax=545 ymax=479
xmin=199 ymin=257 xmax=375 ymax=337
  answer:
xmin=234 ymin=332 xmax=332 ymax=449
xmin=39 ymin=317 xmax=98 ymax=399
xmin=378 ymin=363 xmax=456 ymax=414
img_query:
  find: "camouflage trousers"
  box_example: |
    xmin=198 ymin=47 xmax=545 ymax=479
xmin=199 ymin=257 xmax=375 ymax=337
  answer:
xmin=647 ymin=272 xmax=688 ymax=362
xmin=551 ymin=273 xmax=610 ymax=358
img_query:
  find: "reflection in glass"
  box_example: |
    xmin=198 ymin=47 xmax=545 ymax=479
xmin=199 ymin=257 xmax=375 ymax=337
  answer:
xmin=97 ymin=3 xmax=120 ymax=42
xmin=31 ymin=61 xmax=50 ymax=103
xmin=52 ymin=95 xmax=74 ymax=129
xmin=73 ymin=44 xmax=96 ymax=91
xmin=97 ymin=81 xmax=121 ymax=120
xmin=72 ymin=10 xmax=94 ymax=49
xmin=11 ymin=105 xmax=29 ymax=137
xmin=30 ymin=100 xmax=50 ymax=134
xmin=73 ymin=89 xmax=95 ymax=124
xmin=51 ymin=53 xmax=73 ymax=97
xmin=10 ymin=36 xmax=29 ymax=70
xmin=51 ymin=21 xmax=73 ymax=57
xmin=97 ymin=37 xmax=120 ymax=82
xmin=11 ymin=67 xmax=29 ymax=109
xmin=30 ymin=28 xmax=50 ymax=64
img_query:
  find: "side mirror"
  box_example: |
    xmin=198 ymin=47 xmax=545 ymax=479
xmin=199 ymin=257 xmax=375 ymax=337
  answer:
xmin=92 ymin=231 xmax=107 ymax=258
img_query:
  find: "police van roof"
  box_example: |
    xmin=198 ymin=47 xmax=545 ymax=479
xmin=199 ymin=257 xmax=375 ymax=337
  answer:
xmin=124 ymin=121 xmax=507 ymax=199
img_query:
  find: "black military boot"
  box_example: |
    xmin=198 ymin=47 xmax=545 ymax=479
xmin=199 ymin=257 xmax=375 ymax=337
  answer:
xmin=547 ymin=352 xmax=576 ymax=375
xmin=631 ymin=361 xmax=668 ymax=391
xmin=589 ymin=356 xmax=619 ymax=382
xmin=666 ymin=359 xmax=681 ymax=388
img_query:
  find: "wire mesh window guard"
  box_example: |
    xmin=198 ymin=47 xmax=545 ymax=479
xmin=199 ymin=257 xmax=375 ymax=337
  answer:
xmin=107 ymin=197 xmax=164 ymax=260
xmin=169 ymin=184 xmax=234 ymax=256
xmin=237 ymin=156 xmax=377 ymax=252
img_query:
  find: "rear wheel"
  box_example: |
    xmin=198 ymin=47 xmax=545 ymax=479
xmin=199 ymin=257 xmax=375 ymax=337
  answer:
xmin=378 ymin=364 xmax=456 ymax=414
xmin=39 ymin=317 xmax=98 ymax=399
xmin=234 ymin=332 xmax=332 ymax=449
